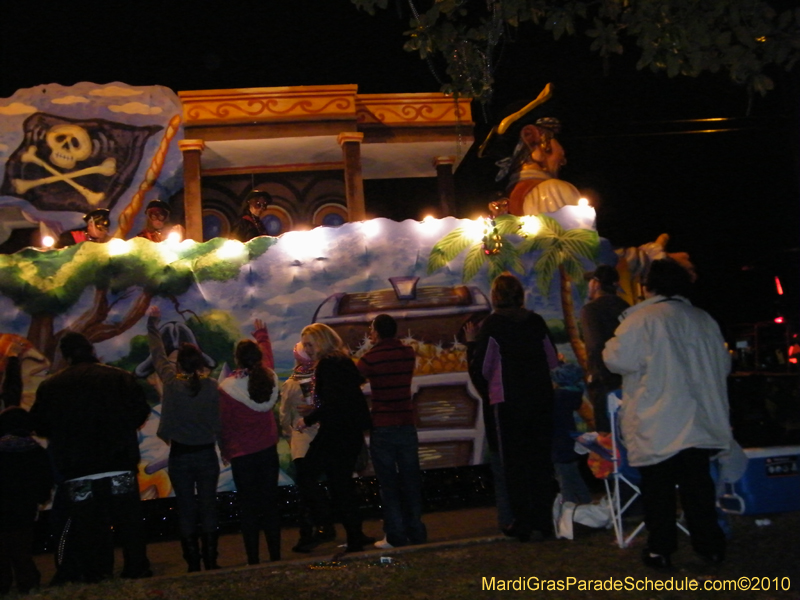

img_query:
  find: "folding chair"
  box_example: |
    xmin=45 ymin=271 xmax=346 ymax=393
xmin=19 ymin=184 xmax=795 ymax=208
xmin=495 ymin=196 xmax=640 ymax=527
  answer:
xmin=575 ymin=390 xmax=689 ymax=548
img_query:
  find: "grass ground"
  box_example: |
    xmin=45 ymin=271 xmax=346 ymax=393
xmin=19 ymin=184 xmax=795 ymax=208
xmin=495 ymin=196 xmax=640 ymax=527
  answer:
xmin=15 ymin=509 xmax=800 ymax=600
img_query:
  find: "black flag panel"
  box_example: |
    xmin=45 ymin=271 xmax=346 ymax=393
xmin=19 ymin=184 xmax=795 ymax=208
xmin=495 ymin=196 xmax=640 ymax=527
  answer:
xmin=0 ymin=113 xmax=162 ymax=214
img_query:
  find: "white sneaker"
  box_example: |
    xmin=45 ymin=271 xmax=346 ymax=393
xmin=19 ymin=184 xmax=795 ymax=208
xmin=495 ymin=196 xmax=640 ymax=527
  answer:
xmin=374 ymin=537 xmax=394 ymax=549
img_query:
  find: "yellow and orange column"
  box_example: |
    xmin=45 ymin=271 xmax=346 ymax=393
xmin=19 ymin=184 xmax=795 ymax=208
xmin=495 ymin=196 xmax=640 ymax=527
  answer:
xmin=178 ymin=139 xmax=205 ymax=241
xmin=338 ymin=132 xmax=366 ymax=222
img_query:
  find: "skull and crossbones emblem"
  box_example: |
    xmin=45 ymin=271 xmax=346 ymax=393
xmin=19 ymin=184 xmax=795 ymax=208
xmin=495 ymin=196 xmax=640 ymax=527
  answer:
xmin=12 ymin=124 xmax=116 ymax=205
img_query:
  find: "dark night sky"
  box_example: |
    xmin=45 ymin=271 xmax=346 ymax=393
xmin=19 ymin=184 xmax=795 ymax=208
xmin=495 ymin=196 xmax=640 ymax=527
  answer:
xmin=2 ymin=1 xmax=799 ymax=330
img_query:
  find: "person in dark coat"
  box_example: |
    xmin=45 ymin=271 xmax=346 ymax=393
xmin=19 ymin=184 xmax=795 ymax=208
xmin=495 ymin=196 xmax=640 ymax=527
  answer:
xmin=293 ymin=323 xmax=374 ymax=553
xmin=580 ymin=264 xmax=629 ymax=432
xmin=0 ymin=407 xmax=53 ymax=595
xmin=30 ymin=332 xmax=151 ymax=583
xmin=467 ymin=273 xmax=559 ymax=541
xmin=231 ymin=191 xmax=271 ymax=242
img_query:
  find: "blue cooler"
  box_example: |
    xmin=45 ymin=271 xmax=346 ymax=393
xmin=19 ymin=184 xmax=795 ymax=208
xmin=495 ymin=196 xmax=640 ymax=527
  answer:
xmin=720 ymin=446 xmax=800 ymax=515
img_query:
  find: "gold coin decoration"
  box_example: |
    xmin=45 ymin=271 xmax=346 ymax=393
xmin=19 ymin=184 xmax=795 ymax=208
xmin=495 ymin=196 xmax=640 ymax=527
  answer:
xmin=351 ymin=332 xmax=468 ymax=375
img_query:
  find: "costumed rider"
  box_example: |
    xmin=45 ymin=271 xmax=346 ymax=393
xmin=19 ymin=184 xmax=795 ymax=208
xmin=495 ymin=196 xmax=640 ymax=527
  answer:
xmin=137 ymin=200 xmax=183 ymax=243
xmin=479 ymin=82 xmax=581 ymax=217
xmin=55 ymin=208 xmax=111 ymax=248
xmin=232 ymin=190 xmax=272 ymax=242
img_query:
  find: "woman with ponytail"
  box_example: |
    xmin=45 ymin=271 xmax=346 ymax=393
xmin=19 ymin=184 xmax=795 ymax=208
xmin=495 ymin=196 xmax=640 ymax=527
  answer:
xmin=218 ymin=319 xmax=281 ymax=565
xmin=146 ymin=306 xmax=221 ymax=573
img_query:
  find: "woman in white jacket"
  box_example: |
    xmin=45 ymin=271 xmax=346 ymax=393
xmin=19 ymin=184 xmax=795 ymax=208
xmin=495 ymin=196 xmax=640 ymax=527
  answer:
xmin=603 ymin=259 xmax=731 ymax=570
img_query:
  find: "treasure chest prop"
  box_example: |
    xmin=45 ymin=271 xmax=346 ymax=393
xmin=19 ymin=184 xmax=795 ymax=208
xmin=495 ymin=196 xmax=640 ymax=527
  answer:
xmin=313 ymin=277 xmax=491 ymax=473
xmin=719 ymin=446 xmax=800 ymax=515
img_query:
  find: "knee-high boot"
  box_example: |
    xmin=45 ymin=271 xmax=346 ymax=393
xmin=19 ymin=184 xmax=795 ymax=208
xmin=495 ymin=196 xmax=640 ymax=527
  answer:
xmin=200 ymin=532 xmax=221 ymax=570
xmin=265 ymin=529 xmax=281 ymax=562
xmin=242 ymin=528 xmax=260 ymax=565
xmin=180 ymin=535 xmax=201 ymax=573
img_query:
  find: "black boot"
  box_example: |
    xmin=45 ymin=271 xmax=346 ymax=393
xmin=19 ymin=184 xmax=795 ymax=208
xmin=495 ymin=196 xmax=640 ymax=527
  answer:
xmin=242 ymin=529 xmax=260 ymax=565
xmin=200 ymin=532 xmax=221 ymax=570
xmin=266 ymin=530 xmax=281 ymax=562
xmin=317 ymin=524 xmax=336 ymax=542
xmin=292 ymin=526 xmax=320 ymax=553
xmin=180 ymin=535 xmax=201 ymax=573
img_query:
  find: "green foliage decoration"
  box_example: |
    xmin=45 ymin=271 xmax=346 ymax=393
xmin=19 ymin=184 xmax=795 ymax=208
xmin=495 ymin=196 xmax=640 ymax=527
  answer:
xmin=0 ymin=236 xmax=277 ymax=316
xmin=426 ymin=214 xmax=598 ymax=287
xmin=521 ymin=215 xmax=599 ymax=296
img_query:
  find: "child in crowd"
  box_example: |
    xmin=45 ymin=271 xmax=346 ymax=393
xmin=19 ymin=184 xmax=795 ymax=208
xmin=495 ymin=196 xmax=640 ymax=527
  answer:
xmin=551 ymin=362 xmax=593 ymax=505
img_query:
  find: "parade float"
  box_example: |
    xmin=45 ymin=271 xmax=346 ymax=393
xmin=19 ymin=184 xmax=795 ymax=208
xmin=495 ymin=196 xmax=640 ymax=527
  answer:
xmin=0 ymin=81 xmax=703 ymax=507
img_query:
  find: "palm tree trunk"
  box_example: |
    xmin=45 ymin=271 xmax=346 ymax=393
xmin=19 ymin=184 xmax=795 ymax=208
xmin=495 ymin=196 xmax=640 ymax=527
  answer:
xmin=559 ymin=264 xmax=588 ymax=371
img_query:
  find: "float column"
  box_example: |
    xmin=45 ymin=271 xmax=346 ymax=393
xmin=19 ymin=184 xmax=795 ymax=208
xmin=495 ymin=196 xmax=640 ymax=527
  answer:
xmin=338 ymin=132 xmax=366 ymax=222
xmin=434 ymin=156 xmax=456 ymax=217
xmin=179 ymin=139 xmax=205 ymax=241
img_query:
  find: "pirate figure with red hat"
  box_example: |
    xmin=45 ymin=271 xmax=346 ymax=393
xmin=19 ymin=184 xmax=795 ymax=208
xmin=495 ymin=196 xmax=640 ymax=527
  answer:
xmin=55 ymin=209 xmax=111 ymax=248
xmin=480 ymin=83 xmax=582 ymax=217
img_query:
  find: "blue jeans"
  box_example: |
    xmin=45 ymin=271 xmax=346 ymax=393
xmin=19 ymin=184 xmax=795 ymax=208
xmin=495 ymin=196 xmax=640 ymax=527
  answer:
xmin=168 ymin=447 xmax=220 ymax=538
xmin=369 ymin=425 xmax=426 ymax=546
xmin=554 ymin=461 xmax=592 ymax=505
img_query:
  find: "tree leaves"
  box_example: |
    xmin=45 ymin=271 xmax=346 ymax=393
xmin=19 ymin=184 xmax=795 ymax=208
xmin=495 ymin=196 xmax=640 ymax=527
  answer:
xmin=351 ymin=0 xmax=800 ymax=102
xmin=427 ymin=226 xmax=477 ymax=274
xmin=462 ymin=244 xmax=487 ymax=283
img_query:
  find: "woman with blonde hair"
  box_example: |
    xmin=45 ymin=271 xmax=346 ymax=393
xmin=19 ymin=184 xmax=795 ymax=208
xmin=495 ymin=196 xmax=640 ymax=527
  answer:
xmin=292 ymin=323 xmax=373 ymax=553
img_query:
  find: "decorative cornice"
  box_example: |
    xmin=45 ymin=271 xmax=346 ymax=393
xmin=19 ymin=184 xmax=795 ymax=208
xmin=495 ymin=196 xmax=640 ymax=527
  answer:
xmin=356 ymin=94 xmax=472 ymax=127
xmin=180 ymin=85 xmax=359 ymax=126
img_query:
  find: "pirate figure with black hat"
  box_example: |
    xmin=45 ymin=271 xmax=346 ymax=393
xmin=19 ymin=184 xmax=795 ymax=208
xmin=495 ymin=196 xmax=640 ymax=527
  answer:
xmin=55 ymin=208 xmax=111 ymax=248
xmin=137 ymin=199 xmax=183 ymax=243
xmin=480 ymin=83 xmax=582 ymax=217
xmin=232 ymin=190 xmax=272 ymax=242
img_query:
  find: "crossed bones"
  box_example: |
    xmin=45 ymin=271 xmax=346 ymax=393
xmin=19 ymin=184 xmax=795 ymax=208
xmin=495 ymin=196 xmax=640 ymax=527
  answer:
xmin=12 ymin=145 xmax=116 ymax=205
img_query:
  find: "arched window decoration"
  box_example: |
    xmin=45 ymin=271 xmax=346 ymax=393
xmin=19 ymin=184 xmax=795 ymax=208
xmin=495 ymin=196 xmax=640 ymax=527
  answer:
xmin=313 ymin=203 xmax=348 ymax=228
xmin=261 ymin=205 xmax=293 ymax=236
xmin=202 ymin=209 xmax=231 ymax=241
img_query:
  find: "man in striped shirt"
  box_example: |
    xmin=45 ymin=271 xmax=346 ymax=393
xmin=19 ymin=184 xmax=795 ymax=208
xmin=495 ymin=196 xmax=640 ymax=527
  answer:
xmin=357 ymin=314 xmax=426 ymax=549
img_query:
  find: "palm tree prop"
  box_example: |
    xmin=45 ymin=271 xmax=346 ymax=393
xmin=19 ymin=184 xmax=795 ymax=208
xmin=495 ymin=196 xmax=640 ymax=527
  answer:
xmin=427 ymin=214 xmax=599 ymax=370
xmin=521 ymin=215 xmax=598 ymax=371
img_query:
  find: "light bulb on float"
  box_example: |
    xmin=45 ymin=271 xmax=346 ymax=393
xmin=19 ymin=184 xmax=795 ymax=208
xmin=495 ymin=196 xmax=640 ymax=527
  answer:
xmin=217 ymin=239 xmax=247 ymax=260
xmin=420 ymin=214 xmax=442 ymax=235
xmin=166 ymin=229 xmax=183 ymax=244
xmin=555 ymin=197 xmax=597 ymax=230
xmin=463 ymin=217 xmax=486 ymax=244
xmin=280 ymin=227 xmax=328 ymax=262
xmin=361 ymin=219 xmax=381 ymax=238
xmin=41 ymin=235 xmax=55 ymax=249
xmin=519 ymin=215 xmax=542 ymax=237
xmin=107 ymin=238 xmax=129 ymax=256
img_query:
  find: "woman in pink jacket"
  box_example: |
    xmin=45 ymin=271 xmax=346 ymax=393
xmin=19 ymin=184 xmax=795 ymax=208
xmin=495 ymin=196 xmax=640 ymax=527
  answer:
xmin=218 ymin=320 xmax=281 ymax=564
